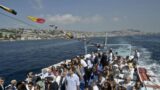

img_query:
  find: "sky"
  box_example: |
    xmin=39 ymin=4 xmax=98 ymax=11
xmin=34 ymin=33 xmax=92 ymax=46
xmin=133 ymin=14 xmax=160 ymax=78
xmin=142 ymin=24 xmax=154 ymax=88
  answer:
xmin=0 ymin=0 xmax=160 ymax=32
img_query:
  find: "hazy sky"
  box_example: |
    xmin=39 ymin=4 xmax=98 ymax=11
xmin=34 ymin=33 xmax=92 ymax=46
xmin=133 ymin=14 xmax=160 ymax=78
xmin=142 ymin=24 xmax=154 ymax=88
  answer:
xmin=0 ymin=0 xmax=160 ymax=32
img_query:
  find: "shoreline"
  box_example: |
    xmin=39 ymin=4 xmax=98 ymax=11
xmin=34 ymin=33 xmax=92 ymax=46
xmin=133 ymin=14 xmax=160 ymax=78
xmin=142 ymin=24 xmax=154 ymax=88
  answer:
xmin=1 ymin=33 xmax=160 ymax=42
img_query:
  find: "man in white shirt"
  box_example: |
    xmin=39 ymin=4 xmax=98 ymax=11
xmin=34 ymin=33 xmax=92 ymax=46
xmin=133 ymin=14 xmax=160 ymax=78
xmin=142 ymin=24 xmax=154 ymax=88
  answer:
xmin=86 ymin=58 xmax=93 ymax=69
xmin=65 ymin=67 xmax=80 ymax=90
xmin=81 ymin=59 xmax=88 ymax=68
xmin=108 ymin=49 xmax=113 ymax=64
xmin=134 ymin=50 xmax=140 ymax=64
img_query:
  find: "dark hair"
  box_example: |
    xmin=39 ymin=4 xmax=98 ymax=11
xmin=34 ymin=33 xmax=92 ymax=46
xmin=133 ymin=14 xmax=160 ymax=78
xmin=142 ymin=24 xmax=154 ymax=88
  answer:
xmin=102 ymin=81 xmax=111 ymax=90
xmin=0 ymin=77 xmax=5 ymax=81
xmin=68 ymin=66 xmax=75 ymax=72
xmin=108 ymin=74 xmax=114 ymax=81
xmin=34 ymin=84 xmax=41 ymax=90
xmin=17 ymin=81 xmax=27 ymax=90
xmin=109 ymin=49 xmax=112 ymax=53
xmin=134 ymin=81 xmax=142 ymax=89
xmin=51 ymin=66 xmax=56 ymax=71
xmin=28 ymin=82 xmax=33 ymax=85
xmin=118 ymin=85 xmax=126 ymax=90
xmin=35 ymin=76 xmax=41 ymax=83
xmin=45 ymin=77 xmax=53 ymax=82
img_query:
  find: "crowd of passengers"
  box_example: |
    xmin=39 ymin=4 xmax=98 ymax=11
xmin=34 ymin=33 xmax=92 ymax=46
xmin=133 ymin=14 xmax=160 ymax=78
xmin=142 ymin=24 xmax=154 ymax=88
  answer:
xmin=0 ymin=49 xmax=142 ymax=90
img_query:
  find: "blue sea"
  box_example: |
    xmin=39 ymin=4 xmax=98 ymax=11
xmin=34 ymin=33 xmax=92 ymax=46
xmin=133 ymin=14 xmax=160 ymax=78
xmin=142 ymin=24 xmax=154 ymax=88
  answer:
xmin=0 ymin=35 xmax=160 ymax=84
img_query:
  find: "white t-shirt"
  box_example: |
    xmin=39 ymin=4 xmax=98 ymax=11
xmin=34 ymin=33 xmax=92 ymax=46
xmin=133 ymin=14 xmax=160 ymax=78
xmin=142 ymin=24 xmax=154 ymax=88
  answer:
xmin=26 ymin=84 xmax=34 ymax=90
xmin=93 ymin=85 xmax=99 ymax=90
xmin=81 ymin=59 xmax=87 ymax=67
xmin=91 ymin=55 xmax=96 ymax=62
xmin=87 ymin=59 xmax=93 ymax=68
xmin=56 ymin=75 xmax=61 ymax=85
xmin=137 ymin=52 xmax=140 ymax=57
xmin=134 ymin=52 xmax=140 ymax=58
xmin=109 ymin=53 xmax=113 ymax=61
xmin=66 ymin=73 xmax=80 ymax=90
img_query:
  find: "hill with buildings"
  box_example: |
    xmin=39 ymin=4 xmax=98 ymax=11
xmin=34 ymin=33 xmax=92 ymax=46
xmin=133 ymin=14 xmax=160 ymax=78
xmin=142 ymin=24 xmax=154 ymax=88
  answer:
xmin=0 ymin=28 xmax=159 ymax=41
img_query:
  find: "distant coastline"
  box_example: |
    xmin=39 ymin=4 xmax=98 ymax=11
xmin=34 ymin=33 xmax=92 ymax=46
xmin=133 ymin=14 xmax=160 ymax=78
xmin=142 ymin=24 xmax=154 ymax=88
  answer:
xmin=0 ymin=28 xmax=160 ymax=41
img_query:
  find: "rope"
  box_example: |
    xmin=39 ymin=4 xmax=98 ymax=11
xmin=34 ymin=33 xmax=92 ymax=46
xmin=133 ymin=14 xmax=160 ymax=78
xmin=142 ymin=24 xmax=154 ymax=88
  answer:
xmin=0 ymin=12 xmax=38 ymax=28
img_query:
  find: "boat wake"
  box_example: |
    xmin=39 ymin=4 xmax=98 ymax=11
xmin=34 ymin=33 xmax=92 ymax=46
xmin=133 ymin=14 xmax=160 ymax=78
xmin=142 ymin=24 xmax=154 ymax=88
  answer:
xmin=133 ymin=47 xmax=160 ymax=82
